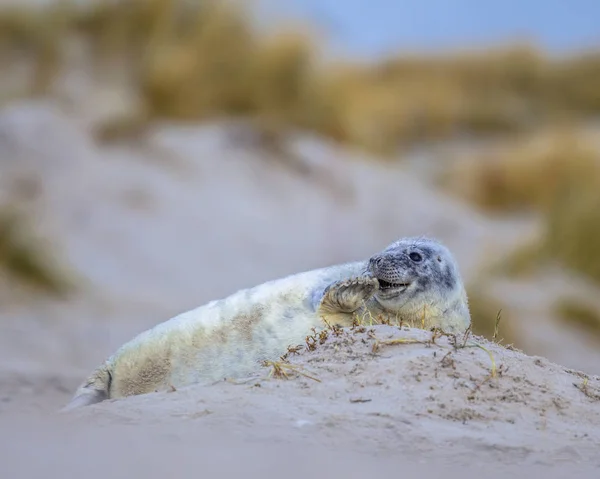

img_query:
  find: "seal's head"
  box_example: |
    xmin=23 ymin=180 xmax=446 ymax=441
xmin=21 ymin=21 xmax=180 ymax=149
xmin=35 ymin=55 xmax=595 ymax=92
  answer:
xmin=367 ymin=237 xmax=470 ymax=331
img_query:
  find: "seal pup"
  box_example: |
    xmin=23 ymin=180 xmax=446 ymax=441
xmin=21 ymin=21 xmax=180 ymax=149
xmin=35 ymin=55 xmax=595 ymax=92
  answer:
xmin=64 ymin=237 xmax=470 ymax=410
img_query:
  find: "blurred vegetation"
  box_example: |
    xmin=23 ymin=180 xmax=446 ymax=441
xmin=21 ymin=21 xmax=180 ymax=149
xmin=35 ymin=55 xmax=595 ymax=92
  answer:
xmin=0 ymin=208 xmax=72 ymax=296
xmin=488 ymin=240 xmax=545 ymax=279
xmin=1 ymin=0 xmax=600 ymax=287
xmin=543 ymin=169 xmax=600 ymax=284
xmin=442 ymin=129 xmax=600 ymax=285
xmin=441 ymin=128 xmax=600 ymax=213
xmin=555 ymin=298 xmax=600 ymax=338
xmin=1 ymin=0 xmax=600 ymax=155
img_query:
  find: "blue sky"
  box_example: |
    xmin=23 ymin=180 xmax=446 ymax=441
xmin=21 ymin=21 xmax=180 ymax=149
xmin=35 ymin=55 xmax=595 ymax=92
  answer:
xmin=260 ymin=0 xmax=600 ymax=58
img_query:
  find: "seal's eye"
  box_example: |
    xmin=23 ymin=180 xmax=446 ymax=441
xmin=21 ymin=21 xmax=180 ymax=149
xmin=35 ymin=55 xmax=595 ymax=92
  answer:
xmin=409 ymin=252 xmax=422 ymax=262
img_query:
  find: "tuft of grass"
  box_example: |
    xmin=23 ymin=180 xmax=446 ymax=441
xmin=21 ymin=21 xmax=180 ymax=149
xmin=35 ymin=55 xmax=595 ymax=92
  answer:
xmin=373 ymin=325 xmax=499 ymax=380
xmin=555 ymin=298 xmax=600 ymax=337
xmin=262 ymin=360 xmax=321 ymax=382
xmin=0 ymin=209 xmax=73 ymax=296
xmin=574 ymin=376 xmax=600 ymax=401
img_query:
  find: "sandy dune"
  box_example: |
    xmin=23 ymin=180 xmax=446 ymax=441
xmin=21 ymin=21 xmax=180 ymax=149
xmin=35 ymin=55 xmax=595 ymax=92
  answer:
xmin=3 ymin=326 xmax=600 ymax=477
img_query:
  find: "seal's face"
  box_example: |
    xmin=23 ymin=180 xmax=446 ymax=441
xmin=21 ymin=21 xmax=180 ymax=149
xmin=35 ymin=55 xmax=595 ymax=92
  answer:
xmin=366 ymin=238 xmax=458 ymax=311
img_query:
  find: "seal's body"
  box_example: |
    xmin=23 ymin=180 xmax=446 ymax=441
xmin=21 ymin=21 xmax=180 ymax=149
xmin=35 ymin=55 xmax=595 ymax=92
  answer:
xmin=65 ymin=237 xmax=470 ymax=410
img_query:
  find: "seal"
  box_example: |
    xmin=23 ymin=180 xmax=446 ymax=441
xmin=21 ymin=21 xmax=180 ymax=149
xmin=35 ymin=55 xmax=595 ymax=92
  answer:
xmin=64 ymin=236 xmax=470 ymax=410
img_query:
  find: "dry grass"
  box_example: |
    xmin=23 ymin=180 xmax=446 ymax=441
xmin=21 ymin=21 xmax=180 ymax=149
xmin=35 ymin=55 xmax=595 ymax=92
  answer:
xmin=0 ymin=208 xmax=72 ymax=296
xmin=277 ymin=319 xmax=501 ymax=386
xmin=262 ymin=359 xmax=321 ymax=382
xmin=1 ymin=2 xmax=600 ymax=154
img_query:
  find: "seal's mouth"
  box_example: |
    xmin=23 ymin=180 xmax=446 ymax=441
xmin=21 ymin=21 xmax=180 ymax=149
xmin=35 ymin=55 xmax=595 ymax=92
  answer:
xmin=377 ymin=279 xmax=410 ymax=293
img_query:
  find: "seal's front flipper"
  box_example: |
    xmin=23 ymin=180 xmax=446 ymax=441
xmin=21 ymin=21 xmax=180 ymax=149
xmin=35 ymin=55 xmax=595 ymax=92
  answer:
xmin=318 ymin=276 xmax=379 ymax=319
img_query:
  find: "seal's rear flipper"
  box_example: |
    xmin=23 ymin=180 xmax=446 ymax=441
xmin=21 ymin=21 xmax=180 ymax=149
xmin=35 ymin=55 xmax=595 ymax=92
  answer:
xmin=60 ymin=388 xmax=107 ymax=412
xmin=60 ymin=365 xmax=112 ymax=412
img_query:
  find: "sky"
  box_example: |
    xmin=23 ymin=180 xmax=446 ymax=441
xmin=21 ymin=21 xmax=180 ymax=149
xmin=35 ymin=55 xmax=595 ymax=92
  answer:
xmin=260 ymin=0 xmax=600 ymax=59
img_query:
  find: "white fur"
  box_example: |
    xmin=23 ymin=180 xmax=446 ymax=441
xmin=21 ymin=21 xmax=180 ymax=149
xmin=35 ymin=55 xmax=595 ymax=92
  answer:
xmin=65 ymin=261 xmax=366 ymax=410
